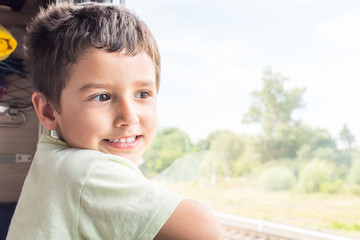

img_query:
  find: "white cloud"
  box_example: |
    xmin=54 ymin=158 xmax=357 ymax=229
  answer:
xmin=317 ymin=10 xmax=360 ymax=46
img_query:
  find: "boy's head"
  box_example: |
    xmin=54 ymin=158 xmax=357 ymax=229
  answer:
xmin=26 ymin=2 xmax=161 ymax=113
xmin=29 ymin=2 xmax=160 ymax=163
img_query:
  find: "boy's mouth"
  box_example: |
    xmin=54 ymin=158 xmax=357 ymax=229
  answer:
xmin=104 ymin=135 xmax=142 ymax=150
xmin=104 ymin=136 xmax=138 ymax=143
xmin=102 ymin=136 xmax=141 ymax=150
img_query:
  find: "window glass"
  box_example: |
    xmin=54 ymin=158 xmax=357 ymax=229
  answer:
xmin=127 ymin=1 xmax=360 ymax=238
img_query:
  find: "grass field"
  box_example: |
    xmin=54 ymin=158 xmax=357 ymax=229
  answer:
xmin=159 ymin=178 xmax=360 ymax=239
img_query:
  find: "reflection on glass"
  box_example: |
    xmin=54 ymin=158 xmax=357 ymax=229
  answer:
xmin=127 ymin=1 xmax=360 ymax=238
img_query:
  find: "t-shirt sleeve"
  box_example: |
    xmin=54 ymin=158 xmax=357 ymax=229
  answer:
xmin=77 ymin=159 xmax=183 ymax=240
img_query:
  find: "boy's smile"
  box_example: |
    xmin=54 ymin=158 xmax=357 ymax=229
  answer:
xmin=53 ymin=49 xmax=157 ymax=164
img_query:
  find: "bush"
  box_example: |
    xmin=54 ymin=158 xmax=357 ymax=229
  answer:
xmin=347 ymin=159 xmax=360 ymax=184
xmin=231 ymin=140 xmax=261 ymax=176
xmin=319 ymin=180 xmax=343 ymax=194
xmin=232 ymin=159 xmax=252 ymax=176
xmin=257 ymin=167 xmax=297 ymax=191
xmin=332 ymin=221 xmax=360 ymax=231
xmin=312 ymin=147 xmax=336 ymax=162
xmin=296 ymin=144 xmax=312 ymax=161
xmin=299 ymin=159 xmax=337 ymax=193
xmin=343 ymin=184 xmax=360 ymax=195
xmin=143 ymin=127 xmax=192 ymax=173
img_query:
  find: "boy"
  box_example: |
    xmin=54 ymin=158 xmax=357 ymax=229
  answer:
xmin=6 ymin=2 xmax=222 ymax=240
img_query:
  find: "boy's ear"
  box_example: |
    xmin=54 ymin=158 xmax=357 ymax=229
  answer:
xmin=32 ymin=92 xmax=59 ymax=130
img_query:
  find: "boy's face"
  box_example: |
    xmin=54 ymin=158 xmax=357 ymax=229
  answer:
xmin=54 ymin=49 xmax=157 ymax=164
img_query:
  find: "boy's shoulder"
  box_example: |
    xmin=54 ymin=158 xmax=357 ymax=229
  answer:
xmin=37 ymin=134 xmax=142 ymax=176
xmin=9 ymin=135 xmax=183 ymax=239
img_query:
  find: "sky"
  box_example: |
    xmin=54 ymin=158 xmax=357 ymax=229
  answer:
xmin=126 ymin=0 xmax=360 ymax=144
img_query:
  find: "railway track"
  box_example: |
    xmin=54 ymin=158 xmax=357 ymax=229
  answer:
xmin=214 ymin=212 xmax=357 ymax=240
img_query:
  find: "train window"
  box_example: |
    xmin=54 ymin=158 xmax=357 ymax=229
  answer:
xmin=127 ymin=1 xmax=360 ymax=238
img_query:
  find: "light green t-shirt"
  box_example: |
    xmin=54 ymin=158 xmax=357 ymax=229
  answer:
xmin=7 ymin=135 xmax=182 ymax=240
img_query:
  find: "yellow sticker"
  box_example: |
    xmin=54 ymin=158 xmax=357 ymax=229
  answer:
xmin=0 ymin=25 xmax=17 ymax=61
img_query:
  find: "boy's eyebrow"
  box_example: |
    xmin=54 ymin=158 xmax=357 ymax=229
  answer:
xmin=78 ymin=83 xmax=109 ymax=92
xmin=134 ymin=80 xmax=156 ymax=88
xmin=78 ymin=80 xmax=156 ymax=92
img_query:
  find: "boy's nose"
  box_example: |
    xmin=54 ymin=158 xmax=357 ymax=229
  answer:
xmin=113 ymin=99 xmax=139 ymax=127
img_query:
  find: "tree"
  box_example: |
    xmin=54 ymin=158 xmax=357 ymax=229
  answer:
xmin=243 ymin=69 xmax=305 ymax=136
xmin=339 ymin=124 xmax=356 ymax=149
xmin=208 ymin=130 xmax=245 ymax=178
xmin=208 ymin=130 xmax=245 ymax=163
xmin=143 ymin=127 xmax=192 ymax=173
xmin=242 ymin=69 xmax=306 ymax=162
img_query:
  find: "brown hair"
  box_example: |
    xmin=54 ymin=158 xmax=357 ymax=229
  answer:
xmin=25 ymin=2 xmax=161 ymax=112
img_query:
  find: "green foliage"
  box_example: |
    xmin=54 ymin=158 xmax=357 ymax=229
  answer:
xmin=332 ymin=221 xmax=360 ymax=231
xmin=295 ymin=131 xmax=351 ymax=178
xmin=306 ymin=128 xmax=337 ymax=150
xmin=141 ymin=69 xmax=360 ymax=190
xmin=257 ymin=167 xmax=297 ymax=191
xmin=296 ymin=144 xmax=312 ymax=161
xmin=252 ymin=159 xmax=300 ymax=178
xmin=208 ymin=130 xmax=245 ymax=160
xmin=231 ymin=137 xmax=261 ymax=176
xmin=195 ymin=138 xmax=211 ymax=151
xmin=339 ymin=124 xmax=356 ymax=149
xmin=204 ymin=130 xmax=247 ymax=176
xmin=242 ymin=69 xmax=305 ymax=135
xmin=143 ymin=127 xmax=192 ymax=173
xmin=253 ymin=123 xmax=338 ymax=162
xmin=299 ymin=160 xmax=338 ymax=193
xmin=319 ymin=180 xmax=343 ymax=194
xmin=347 ymin=159 xmax=360 ymax=184
xmin=296 ymin=127 xmax=337 ymax=158
xmin=312 ymin=147 xmax=337 ymax=162
xmin=241 ymin=69 xmax=343 ymax=163
xmin=254 ymin=124 xmax=303 ymax=161
xmin=232 ymin=159 xmax=253 ymax=176
xmin=344 ymin=184 xmax=360 ymax=195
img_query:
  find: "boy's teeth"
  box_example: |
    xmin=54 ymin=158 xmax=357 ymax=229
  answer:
xmin=126 ymin=136 xmax=136 ymax=143
xmin=109 ymin=137 xmax=136 ymax=143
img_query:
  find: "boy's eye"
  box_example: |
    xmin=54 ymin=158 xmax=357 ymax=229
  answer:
xmin=135 ymin=91 xmax=151 ymax=99
xmin=93 ymin=93 xmax=111 ymax=102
